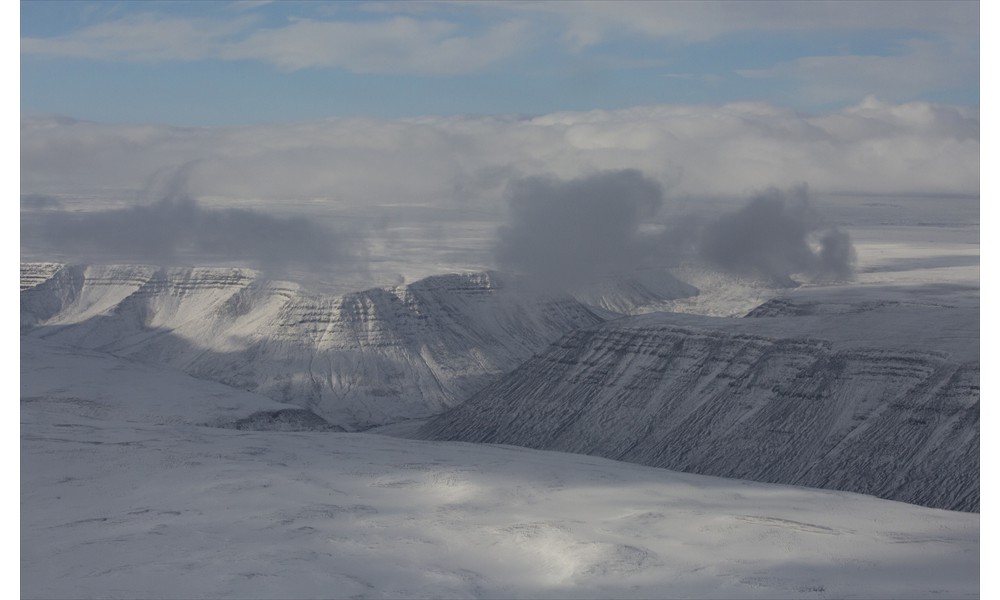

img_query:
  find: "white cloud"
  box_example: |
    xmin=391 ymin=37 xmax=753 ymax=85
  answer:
xmin=739 ymin=39 xmax=978 ymax=105
xmin=494 ymin=0 xmax=978 ymax=48
xmin=21 ymin=14 xmax=253 ymax=62
xmin=21 ymin=12 xmax=529 ymax=75
xmin=223 ymin=17 xmax=529 ymax=74
xmin=21 ymin=100 xmax=979 ymax=210
xmin=23 ymin=2 xmax=978 ymax=67
xmin=228 ymin=1 xmax=274 ymax=12
xmin=20 ymin=1 xmax=977 ymax=105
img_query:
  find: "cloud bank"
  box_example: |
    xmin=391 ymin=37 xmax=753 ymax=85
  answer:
xmin=21 ymin=99 xmax=979 ymax=208
xmin=21 ymin=100 xmax=968 ymax=285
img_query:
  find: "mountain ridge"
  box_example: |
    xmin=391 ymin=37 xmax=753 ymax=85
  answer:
xmin=20 ymin=263 xmax=609 ymax=429
xmin=416 ymin=303 xmax=979 ymax=512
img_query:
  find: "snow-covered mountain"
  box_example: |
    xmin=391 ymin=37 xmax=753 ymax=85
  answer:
xmin=21 ymin=341 xmax=979 ymax=599
xmin=19 ymin=262 xmax=980 ymax=597
xmin=569 ymin=268 xmax=699 ymax=315
xmin=20 ymin=263 xmax=606 ymax=429
xmin=418 ymin=287 xmax=979 ymax=512
xmin=20 ymin=263 xmax=980 ymax=512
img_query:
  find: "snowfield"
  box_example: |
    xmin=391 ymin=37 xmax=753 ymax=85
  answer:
xmin=19 ymin=193 xmax=980 ymax=598
xmin=21 ymin=342 xmax=979 ymax=599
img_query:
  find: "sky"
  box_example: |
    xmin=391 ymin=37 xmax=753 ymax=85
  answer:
xmin=18 ymin=1 xmax=982 ymax=282
xmin=16 ymin=1 xmax=983 ymax=282
xmin=20 ymin=0 xmax=980 ymax=125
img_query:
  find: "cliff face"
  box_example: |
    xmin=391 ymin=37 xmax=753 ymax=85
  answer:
xmin=22 ymin=263 xmax=979 ymax=510
xmin=21 ymin=264 xmax=605 ymax=429
xmin=418 ymin=305 xmax=979 ymax=512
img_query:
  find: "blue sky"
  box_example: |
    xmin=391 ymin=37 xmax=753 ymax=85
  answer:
xmin=20 ymin=0 xmax=979 ymax=125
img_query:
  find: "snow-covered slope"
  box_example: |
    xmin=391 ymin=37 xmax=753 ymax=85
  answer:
xmin=21 ymin=342 xmax=979 ymax=599
xmin=21 ymin=337 xmax=335 ymax=430
xmin=418 ymin=288 xmax=979 ymax=512
xmin=648 ymin=264 xmax=794 ymax=317
xmin=21 ymin=264 xmax=606 ymax=429
xmin=570 ymin=268 xmax=700 ymax=315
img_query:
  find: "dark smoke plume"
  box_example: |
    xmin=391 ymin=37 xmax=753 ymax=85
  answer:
xmin=814 ymin=227 xmax=857 ymax=281
xmin=699 ymin=186 xmax=855 ymax=284
xmin=495 ymin=173 xmax=855 ymax=289
xmin=495 ymin=169 xmax=663 ymax=288
xmin=21 ymin=193 xmax=362 ymax=276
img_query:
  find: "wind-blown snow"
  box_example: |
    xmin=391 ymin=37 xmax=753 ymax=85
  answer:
xmin=21 ymin=341 xmax=979 ymax=599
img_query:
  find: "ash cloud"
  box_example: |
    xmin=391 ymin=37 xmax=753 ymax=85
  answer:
xmin=699 ymin=186 xmax=856 ymax=284
xmin=495 ymin=169 xmax=663 ymax=288
xmin=21 ymin=192 xmax=363 ymax=277
xmin=495 ymin=172 xmax=855 ymax=289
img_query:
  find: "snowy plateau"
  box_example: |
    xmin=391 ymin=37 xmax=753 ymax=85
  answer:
xmin=20 ymin=195 xmax=980 ymax=599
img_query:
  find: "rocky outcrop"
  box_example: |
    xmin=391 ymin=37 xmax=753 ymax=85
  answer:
xmin=21 ymin=264 xmax=605 ymax=429
xmin=418 ymin=306 xmax=979 ymax=512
